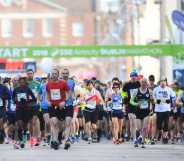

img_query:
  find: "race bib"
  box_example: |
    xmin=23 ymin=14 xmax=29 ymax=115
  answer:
xmin=159 ymin=98 xmax=167 ymax=104
xmin=181 ymin=107 xmax=184 ymax=114
xmin=113 ymin=102 xmax=122 ymax=108
xmin=87 ymin=100 xmax=96 ymax=109
xmin=0 ymin=98 xmax=3 ymax=106
xmin=50 ymin=89 xmax=61 ymax=100
xmin=17 ymin=93 xmax=27 ymax=102
xmin=139 ymin=100 xmax=149 ymax=109
xmin=10 ymin=102 xmax=16 ymax=111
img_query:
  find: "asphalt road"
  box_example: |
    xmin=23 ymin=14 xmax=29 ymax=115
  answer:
xmin=0 ymin=140 xmax=184 ymax=161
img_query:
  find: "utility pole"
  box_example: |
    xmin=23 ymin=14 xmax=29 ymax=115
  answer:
xmin=159 ymin=0 xmax=166 ymax=78
xmin=159 ymin=0 xmax=173 ymax=82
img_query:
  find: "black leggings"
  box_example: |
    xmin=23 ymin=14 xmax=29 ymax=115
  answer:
xmin=156 ymin=112 xmax=170 ymax=132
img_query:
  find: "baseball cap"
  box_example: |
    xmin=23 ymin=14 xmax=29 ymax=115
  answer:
xmin=130 ymin=70 xmax=138 ymax=77
xmin=160 ymin=76 xmax=167 ymax=82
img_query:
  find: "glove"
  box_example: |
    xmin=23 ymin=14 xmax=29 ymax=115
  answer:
xmin=20 ymin=98 xmax=26 ymax=103
xmin=156 ymin=99 xmax=161 ymax=104
xmin=165 ymin=99 xmax=171 ymax=104
xmin=149 ymin=111 xmax=154 ymax=116
xmin=76 ymin=94 xmax=80 ymax=98
xmin=108 ymin=98 xmax=112 ymax=102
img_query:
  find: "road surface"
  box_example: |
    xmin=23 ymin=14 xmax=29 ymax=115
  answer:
xmin=0 ymin=140 xmax=184 ymax=161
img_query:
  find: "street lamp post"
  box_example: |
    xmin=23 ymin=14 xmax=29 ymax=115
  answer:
xmin=132 ymin=0 xmax=146 ymax=72
xmin=155 ymin=0 xmax=173 ymax=82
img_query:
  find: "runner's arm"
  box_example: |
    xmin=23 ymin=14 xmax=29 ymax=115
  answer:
xmin=96 ymin=89 xmax=105 ymax=105
xmin=153 ymin=88 xmax=158 ymax=104
xmin=105 ymin=89 xmax=112 ymax=103
xmin=176 ymin=94 xmax=183 ymax=108
xmin=12 ymin=89 xmax=17 ymax=104
xmin=28 ymin=88 xmax=37 ymax=102
xmin=149 ymin=89 xmax=154 ymax=110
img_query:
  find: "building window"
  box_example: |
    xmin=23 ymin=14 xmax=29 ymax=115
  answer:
xmin=72 ymin=22 xmax=84 ymax=37
xmin=23 ymin=19 xmax=34 ymax=38
xmin=42 ymin=18 xmax=53 ymax=37
xmin=0 ymin=0 xmax=13 ymax=6
xmin=1 ymin=19 xmax=12 ymax=38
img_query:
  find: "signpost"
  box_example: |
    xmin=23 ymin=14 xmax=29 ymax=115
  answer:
xmin=172 ymin=10 xmax=184 ymax=32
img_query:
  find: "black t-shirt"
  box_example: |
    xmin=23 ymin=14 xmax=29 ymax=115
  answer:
xmin=13 ymin=85 xmax=36 ymax=109
xmin=0 ymin=84 xmax=10 ymax=108
xmin=123 ymin=81 xmax=141 ymax=101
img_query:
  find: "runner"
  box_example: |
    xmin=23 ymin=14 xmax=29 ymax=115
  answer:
xmin=122 ymin=70 xmax=140 ymax=146
xmin=153 ymin=77 xmax=176 ymax=144
xmin=168 ymin=81 xmax=181 ymax=144
xmin=104 ymin=81 xmax=113 ymax=140
xmin=61 ymin=68 xmax=76 ymax=147
xmin=71 ymin=82 xmax=83 ymax=142
xmin=130 ymin=78 xmax=153 ymax=148
xmin=106 ymin=82 xmax=124 ymax=144
xmin=94 ymin=80 xmax=105 ymax=142
xmin=38 ymin=75 xmax=50 ymax=146
xmin=0 ymin=76 xmax=10 ymax=144
xmin=4 ymin=77 xmax=16 ymax=144
xmin=46 ymin=68 xmax=70 ymax=150
xmin=83 ymin=80 xmax=104 ymax=144
xmin=26 ymin=69 xmax=41 ymax=146
xmin=148 ymin=75 xmax=157 ymax=145
xmin=176 ymin=88 xmax=184 ymax=143
xmin=12 ymin=76 xmax=36 ymax=149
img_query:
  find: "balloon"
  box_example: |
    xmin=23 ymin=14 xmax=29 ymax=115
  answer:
xmin=39 ymin=58 xmax=53 ymax=73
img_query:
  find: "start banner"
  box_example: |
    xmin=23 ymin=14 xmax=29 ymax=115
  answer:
xmin=0 ymin=45 xmax=183 ymax=59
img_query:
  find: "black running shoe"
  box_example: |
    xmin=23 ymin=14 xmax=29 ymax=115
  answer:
xmin=51 ymin=141 xmax=59 ymax=150
xmin=134 ymin=140 xmax=139 ymax=148
xmin=171 ymin=139 xmax=175 ymax=144
xmin=20 ymin=143 xmax=25 ymax=149
xmin=64 ymin=141 xmax=71 ymax=150
xmin=162 ymin=138 xmax=168 ymax=144
xmin=92 ymin=133 xmax=98 ymax=143
xmin=141 ymin=143 xmax=146 ymax=148
xmin=0 ymin=130 xmax=5 ymax=144
xmin=151 ymin=139 xmax=155 ymax=145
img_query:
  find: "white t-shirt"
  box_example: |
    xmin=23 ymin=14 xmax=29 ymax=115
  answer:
xmin=85 ymin=88 xmax=98 ymax=110
xmin=153 ymin=86 xmax=176 ymax=112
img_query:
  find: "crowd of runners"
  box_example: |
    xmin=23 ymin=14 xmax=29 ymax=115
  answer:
xmin=0 ymin=67 xmax=184 ymax=150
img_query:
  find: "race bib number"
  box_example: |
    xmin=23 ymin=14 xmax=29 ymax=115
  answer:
xmin=139 ymin=100 xmax=149 ymax=109
xmin=0 ymin=98 xmax=3 ymax=106
xmin=17 ymin=93 xmax=27 ymax=102
xmin=113 ymin=102 xmax=122 ymax=109
xmin=181 ymin=107 xmax=184 ymax=114
xmin=50 ymin=89 xmax=61 ymax=100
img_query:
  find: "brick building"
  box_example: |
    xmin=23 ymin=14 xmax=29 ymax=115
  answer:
xmin=0 ymin=0 xmax=95 ymax=46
